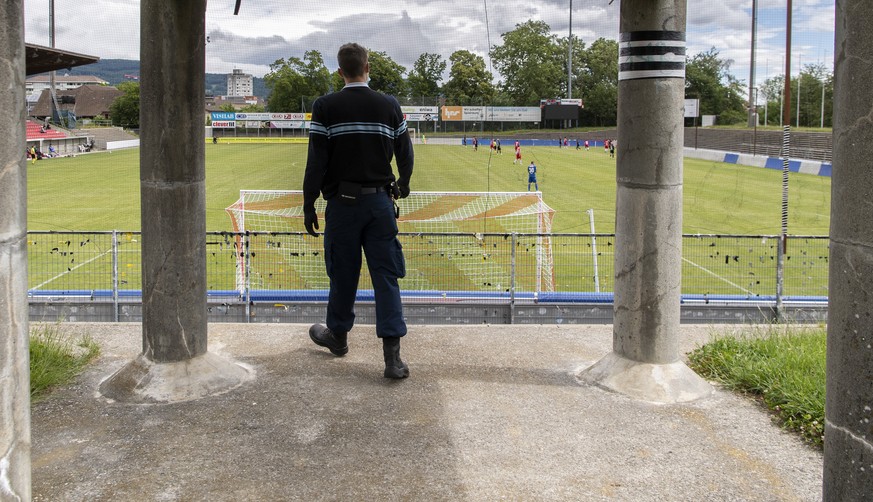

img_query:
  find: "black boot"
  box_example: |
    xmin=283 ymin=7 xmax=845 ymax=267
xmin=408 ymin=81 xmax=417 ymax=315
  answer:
xmin=382 ymin=337 xmax=409 ymax=379
xmin=309 ymin=324 xmax=348 ymax=356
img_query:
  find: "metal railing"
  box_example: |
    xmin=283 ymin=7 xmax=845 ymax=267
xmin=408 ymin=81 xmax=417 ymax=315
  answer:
xmin=28 ymin=231 xmax=828 ymax=313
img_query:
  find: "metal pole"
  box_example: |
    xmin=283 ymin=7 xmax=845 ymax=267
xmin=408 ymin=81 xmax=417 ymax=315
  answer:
xmin=780 ymin=56 xmax=784 ymax=125
xmin=820 ymin=77 xmax=826 ymax=128
xmin=587 ymin=209 xmax=600 ymax=293
xmin=112 ymin=230 xmax=119 ymax=322
xmin=753 ymin=88 xmax=758 ymax=155
xmin=748 ymin=0 xmax=758 ymax=128
xmin=796 ymin=54 xmax=802 ymax=127
xmin=765 ymin=59 xmax=769 ymax=126
xmin=49 ymin=0 xmax=57 ymax=125
xmin=777 ymin=0 xmax=793 ymax=322
xmin=510 ymin=233 xmax=516 ymax=324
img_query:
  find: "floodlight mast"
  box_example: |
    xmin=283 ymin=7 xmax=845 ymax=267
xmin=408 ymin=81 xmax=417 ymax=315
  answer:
xmin=568 ymin=0 xmax=572 ymax=100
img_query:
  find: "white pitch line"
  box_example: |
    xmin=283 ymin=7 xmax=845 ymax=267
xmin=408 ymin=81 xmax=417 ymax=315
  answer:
xmin=681 ymin=256 xmax=756 ymax=295
xmin=33 ymin=247 xmax=112 ymax=291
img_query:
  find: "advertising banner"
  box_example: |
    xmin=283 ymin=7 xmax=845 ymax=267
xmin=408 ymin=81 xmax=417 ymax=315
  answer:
xmin=269 ymin=121 xmax=306 ymax=129
xmin=236 ymin=113 xmax=270 ymax=121
xmin=441 ymin=106 xmax=463 ymax=121
xmin=484 ymin=107 xmax=541 ymax=122
xmin=211 ymin=120 xmax=236 ymax=128
xmin=211 ymin=111 xmax=235 ymax=121
xmin=269 ymin=112 xmax=309 ymax=120
xmin=462 ymin=106 xmax=485 ymax=121
xmin=684 ymin=99 xmax=700 ymax=118
xmin=401 ymin=106 xmax=438 ymax=115
xmin=243 ymin=121 xmax=264 ymax=128
xmin=404 ymin=113 xmax=436 ymax=122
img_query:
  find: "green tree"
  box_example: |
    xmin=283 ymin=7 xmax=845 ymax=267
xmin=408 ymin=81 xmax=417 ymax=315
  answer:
xmin=491 ymin=20 xmax=564 ymax=105
xmin=264 ymin=50 xmax=331 ymax=112
xmin=367 ymin=50 xmax=407 ymax=96
xmin=759 ymin=74 xmax=785 ymax=125
xmin=795 ymin=63 xmax=833 ymax=128
xmin=443 ymin=49 xmax=495 ymax=105
xmin=109 ymin=81 xmax=140 ymax=128
xmin=407 ymin=52 xmax=446 ymax=101
xmin=239 ymin=103 xmax=265 ymax=113
xmin=685 ymin=48 xmax=746 ymax=125
xmin=577 ymin=38 xmax=618 ymax=126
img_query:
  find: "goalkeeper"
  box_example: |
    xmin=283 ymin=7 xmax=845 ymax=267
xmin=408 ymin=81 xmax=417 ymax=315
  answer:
xmin=302 ymin=42 xmax=414 ymax=379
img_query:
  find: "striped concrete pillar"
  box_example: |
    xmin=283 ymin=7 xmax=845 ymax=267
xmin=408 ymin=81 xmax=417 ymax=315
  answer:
xmin=579 ymin=0 xmax=711 ymax=403
xmin=99 ymin=0 xmax=251 ymax=403
xmin=0 ymin=0 xmax=31 ymax=498
xmin=824 ymin=0 xmax=873 ymax=498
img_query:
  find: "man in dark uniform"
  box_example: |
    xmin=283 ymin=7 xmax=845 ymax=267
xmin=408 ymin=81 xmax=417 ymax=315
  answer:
xmin=302 ymin=43 xmax=414 ymax=379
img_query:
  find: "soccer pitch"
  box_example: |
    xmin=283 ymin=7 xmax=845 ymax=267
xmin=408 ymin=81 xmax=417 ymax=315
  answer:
xmin=27 ymin=141 xmax=831 ymax=235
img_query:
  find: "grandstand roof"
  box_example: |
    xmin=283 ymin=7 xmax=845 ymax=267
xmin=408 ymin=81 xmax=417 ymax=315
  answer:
xmin=26 ymin=74 xmax=107 ymax=84
xmin=25 ymin=43 xmax=99 ymax=77
xmin=30 ymin=85 xmax=123 ymax=119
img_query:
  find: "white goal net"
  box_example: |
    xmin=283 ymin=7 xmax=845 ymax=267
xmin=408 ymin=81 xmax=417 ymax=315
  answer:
xmin=225 ymin=190 xmax=555 ymax=294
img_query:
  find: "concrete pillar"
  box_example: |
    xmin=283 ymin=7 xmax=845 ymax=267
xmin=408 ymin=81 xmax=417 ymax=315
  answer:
xmin=579 ymin=0 xmax=711 ymax=403
xmin=99 ymin=0 xmax=250 ymax=403
xmin=824 ymin=0 xmax=873 ymax=498
xmin=0 ymin=1 xmax=31 ymax=498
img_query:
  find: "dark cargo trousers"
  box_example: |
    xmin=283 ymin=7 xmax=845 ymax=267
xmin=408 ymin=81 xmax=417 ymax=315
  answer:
xmin=323 ymin=192 xmax=407 ymax=338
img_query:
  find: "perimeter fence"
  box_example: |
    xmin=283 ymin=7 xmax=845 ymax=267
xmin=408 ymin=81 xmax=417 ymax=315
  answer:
xmin=27 ymin=231 xmax=828 ymax=324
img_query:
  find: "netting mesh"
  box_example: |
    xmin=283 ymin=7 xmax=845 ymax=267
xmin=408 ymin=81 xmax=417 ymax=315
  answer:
xmin=225 ymin=190 xmax=555 ymax=293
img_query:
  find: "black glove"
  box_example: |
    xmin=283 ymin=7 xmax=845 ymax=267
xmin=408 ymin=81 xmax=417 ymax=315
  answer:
xmin=398 ymin=184 xmax=410 ymax=199
xmin=304 ymin=208 xmax=319 ymax=237
xmin=390 ymin=182 xmax=401 ymax=200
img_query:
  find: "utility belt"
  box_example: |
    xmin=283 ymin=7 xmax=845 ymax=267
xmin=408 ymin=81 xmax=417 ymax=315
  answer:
xmin=337 ymin=181 xmax=388 ymax=204
xmin=337 ymin=181 xmax=399 ymax=218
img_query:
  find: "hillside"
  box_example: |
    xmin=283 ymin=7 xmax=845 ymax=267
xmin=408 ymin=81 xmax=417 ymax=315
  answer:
xmin=50 ymin=59 xmax=268 ymax=100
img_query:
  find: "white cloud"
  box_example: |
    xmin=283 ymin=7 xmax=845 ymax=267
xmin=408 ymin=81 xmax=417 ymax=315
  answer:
xmin=23 ymin=0 xmax=835 ymax=84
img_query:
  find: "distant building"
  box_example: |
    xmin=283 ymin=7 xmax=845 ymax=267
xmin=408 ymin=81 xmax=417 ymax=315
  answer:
xmin=227 ymin=68 xmax=253 ymax=97
xmin=25 ymin=74 xmax=108 ymax=97
xmin=30 ymin=84 xmax=124 ymax=124
xmin=205 ymin=94 xmax=263 ymax=112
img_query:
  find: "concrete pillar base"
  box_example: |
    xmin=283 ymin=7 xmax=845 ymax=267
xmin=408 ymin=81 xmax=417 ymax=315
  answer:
xmin=578 ymin=352 xmax=713 ymax=404
xmin=99 ymin=352 xmax=253 ymax=404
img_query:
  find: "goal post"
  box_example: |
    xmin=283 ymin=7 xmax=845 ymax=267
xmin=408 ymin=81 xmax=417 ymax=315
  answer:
xmin=225 ymin=190 xmax=555 ymax=295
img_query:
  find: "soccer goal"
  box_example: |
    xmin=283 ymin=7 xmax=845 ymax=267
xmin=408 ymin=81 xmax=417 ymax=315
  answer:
xmin=225 ymin=190 xmax=555 ymax=295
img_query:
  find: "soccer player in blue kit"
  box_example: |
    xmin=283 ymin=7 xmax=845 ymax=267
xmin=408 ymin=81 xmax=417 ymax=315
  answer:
xmin=527 ymin=161 xmax=538 ymax=191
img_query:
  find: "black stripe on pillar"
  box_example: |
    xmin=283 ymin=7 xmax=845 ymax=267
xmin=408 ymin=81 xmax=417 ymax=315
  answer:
xmin=620 ymin=46 xmax=686 ymax=57
xmin=619 ymin=31 xmax=685 ymax=42
xmin=619 ymin=61 xmax=686 ymax=72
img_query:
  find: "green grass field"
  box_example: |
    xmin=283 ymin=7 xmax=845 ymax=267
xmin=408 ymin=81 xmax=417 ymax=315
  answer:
xmin=25 ymin=142 xmax=831 ymax=296
xmin=27 ymin=142 xmax=831 ymax=235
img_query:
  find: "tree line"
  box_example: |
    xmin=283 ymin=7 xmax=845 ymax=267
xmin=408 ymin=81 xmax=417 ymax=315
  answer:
xmin=108 ymin=20 xmax=834 ymax=129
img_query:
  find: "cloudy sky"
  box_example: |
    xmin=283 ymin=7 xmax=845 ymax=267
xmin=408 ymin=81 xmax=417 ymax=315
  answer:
xmin=24 ymin=0 xmax=835 ymax=89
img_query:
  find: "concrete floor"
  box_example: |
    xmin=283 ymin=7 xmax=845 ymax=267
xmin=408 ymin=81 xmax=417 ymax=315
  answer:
xmin=30 ymin=323 xmax=823 ymax=501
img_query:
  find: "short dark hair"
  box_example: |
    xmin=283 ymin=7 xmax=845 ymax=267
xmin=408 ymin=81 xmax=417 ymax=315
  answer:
xmin=337 ymin=43 xmax=368 ymax=78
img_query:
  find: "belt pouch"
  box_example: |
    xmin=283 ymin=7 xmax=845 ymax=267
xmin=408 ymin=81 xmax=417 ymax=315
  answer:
xmin=338 ymin=181 xmax=361 ymax=206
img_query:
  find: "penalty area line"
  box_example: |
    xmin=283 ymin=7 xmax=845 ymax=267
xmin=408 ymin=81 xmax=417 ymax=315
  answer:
xmin=681 ymin=256 xmax=756 ymax=296
xmin=32 ymin=248 xmax=113 ymax=291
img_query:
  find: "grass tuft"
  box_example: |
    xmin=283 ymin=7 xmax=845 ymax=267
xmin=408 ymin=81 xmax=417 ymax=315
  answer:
xmin=30 ymin=323 xmax=100 ymax=402
xmin=688 ymin=324 xmax=826 ymax=447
